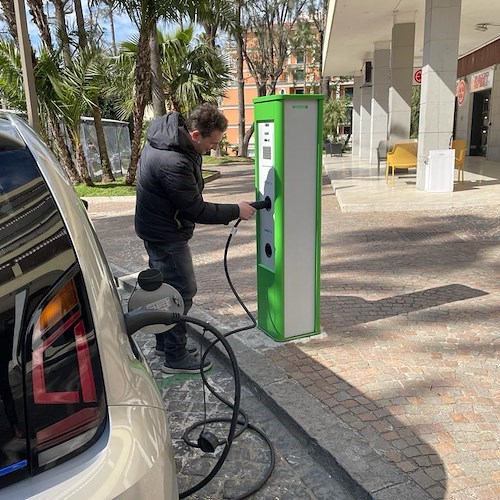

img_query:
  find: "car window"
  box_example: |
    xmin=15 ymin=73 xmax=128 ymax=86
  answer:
xmin=12 ymin=118 xmax=70 ymax=182
xmin=0 ymin=142 xmax=105 ymax=488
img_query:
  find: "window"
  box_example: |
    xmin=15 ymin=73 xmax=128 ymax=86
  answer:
xmin=0 ymin=125 xmax=106 ymax=488
xmin=296 ymin=51 xmax=305 ymax=64
xmin=294 ymin=69 xmax=305 ymax=81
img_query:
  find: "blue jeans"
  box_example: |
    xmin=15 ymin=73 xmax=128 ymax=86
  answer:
xmin=144 ymin=240 xmax=197 ymax=361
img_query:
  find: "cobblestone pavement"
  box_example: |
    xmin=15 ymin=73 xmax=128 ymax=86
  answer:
xmin=89 ymin=163 xmax=500 ymax=500
xmin=120 ymin=290 xmax=352 ymax=499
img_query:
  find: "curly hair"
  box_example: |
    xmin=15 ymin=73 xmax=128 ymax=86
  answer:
xmin=185 ymin=103 xmax=228 ymax=137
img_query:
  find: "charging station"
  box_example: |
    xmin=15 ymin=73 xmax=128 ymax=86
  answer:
xmin=253 ymin=94 xmax=323 ymax=341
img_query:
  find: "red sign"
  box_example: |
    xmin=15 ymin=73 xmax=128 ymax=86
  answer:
xmin=470 ymin=67 xmax=494 ymax=93
xmin=456 ymin=79 xmax=466 ymax=107
xmin=413 ymin=69 xmax=422 ymax=85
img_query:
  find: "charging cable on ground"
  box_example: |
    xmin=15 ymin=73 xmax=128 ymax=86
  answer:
xmin=125 ymin=310 xmax=245 ymax=497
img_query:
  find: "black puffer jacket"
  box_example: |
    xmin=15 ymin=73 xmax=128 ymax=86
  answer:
xmin=135 ymin=113 xmax=240 ymax=243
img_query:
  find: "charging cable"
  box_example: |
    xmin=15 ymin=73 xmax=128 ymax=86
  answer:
xmin=126 ymin=198 xmax=275 ymax=499
xmin=125 ymin=310 xmax=244 ymax=498
xmin=179 ymin=199 xmax=276 ymax=498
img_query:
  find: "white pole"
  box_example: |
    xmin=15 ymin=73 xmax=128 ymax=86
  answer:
xmin=13 ymin=0 xmax=41 ymax=132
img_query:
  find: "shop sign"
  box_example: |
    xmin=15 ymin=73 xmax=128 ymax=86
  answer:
xmin=413 ymin=68 xmax=422 ymax=85
xmin=470 ymin=67 xmax=494 ymax=93
xmin=456 ymin=79 xmax=466 ymax=106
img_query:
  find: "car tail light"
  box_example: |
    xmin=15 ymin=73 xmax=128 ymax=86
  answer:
xmin=26 ymin=270 xmax=106 ymax=471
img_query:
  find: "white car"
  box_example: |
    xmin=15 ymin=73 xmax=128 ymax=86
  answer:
xmin=0 ymin=113 xmax=178 ymax=498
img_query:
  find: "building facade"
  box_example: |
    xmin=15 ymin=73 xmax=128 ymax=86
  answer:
xmin=220 ymin=28 xmax=322 ymax=156
xmin=323 ymin=0 xmax=500 ymax=189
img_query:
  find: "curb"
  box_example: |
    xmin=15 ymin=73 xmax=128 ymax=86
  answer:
xmin=117 ymin=273 xmax=431 ymax=500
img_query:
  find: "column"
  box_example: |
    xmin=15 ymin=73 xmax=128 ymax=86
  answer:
xmin=389 ymin=21 xmax=415 ymax=141
xmin=351 ymin=75 xmax=362 ymax=156
xmin=370 ymin=43 xmax=390 ymax=164
xmin=359 ymin=84 xmax=372 ymax=160
xmin=416 ymin=0 xmax=461 ymax=189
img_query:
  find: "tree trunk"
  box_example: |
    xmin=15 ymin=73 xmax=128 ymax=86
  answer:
xmin=125 ymin=32 xmax=151 ymax=185
xmin=92 ymin=106 xmax=114 ymax=182
xmin=242 ymin=122 xmax=254 ymax=157
xmin=48 ymin=116 xmax=81 ymax=183
xmin=73 ymin=0 xmax=87 ymax=49
xmin=0 ymin=0 xmax=19 ymax=46
xmin=150 ymin=27 xmax=166 ymax=117
xmin=52 ymin=0 xmax=71 ymax=66
xmin=74 ymin=140 xmax=94 ymax=186
xmin=321 ymin=76 xmax=331 ymax=98
xmin=26 ymin=0 xmax=52 ymax=50
xmin=236 ymin=0 xmax=245 ymax=157
xmin=109 ymin=7 xmax=117 ymax=56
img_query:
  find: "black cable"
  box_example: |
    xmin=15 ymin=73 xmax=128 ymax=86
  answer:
xmin=177 ymin=315 xmax=241 ymax=499
xmin=223 ymin=219 xmax=257 ymax=336
xmin=178 ymin=217 xmax=276 ymax=499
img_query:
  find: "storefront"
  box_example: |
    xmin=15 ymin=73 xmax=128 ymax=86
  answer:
xmin=455 ymin=40 xmax=500 ymax=162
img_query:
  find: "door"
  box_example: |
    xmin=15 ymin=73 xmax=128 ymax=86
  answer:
xmin=470 ymin=89 xmax=491 ymax=156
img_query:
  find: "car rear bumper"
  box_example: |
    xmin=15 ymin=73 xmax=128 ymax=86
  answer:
xmin=2 ymin=405 xmax=178 ymax=499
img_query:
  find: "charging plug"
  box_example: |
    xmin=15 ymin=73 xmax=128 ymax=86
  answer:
xmin=250 ymin=196 xmax=272 ymax=211
xmin=198 ymin=430 xmax=220 ymax=453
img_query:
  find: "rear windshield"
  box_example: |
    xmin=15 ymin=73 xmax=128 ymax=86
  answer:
xmin=0 ymin=142 xmax=77 ymax=485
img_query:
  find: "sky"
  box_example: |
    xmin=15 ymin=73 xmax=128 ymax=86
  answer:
xmin=0 ymin=2 xmax=139 ymax=49
xmin=1 ymin=3 xmax=202 ymax=52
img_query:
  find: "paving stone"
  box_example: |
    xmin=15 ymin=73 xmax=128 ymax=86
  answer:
xmin=91 ymin=164 xmax=500 ymax=499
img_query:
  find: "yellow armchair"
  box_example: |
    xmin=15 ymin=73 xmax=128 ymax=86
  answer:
xmin=452 ymin=139 xmax=466 ymax=182
xmin=385 ymin=142 xmax=418 ymax=186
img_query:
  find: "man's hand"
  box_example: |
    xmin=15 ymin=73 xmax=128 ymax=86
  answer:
xmin=238 ymin=201 xmax=257 ymax=220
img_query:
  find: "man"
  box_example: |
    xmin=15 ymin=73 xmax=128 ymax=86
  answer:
xmin=135 ymin=104 xmax=256 ymax=374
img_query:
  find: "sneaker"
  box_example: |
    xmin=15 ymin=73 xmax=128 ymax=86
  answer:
xmin=155 ymin=341 xmax=198 ymax=357
xmin=161 ymin=353 xmax=212 ymax=374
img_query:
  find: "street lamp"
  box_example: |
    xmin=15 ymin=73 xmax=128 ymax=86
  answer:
xmin=13 ymin=0 xmax=40 ymax=132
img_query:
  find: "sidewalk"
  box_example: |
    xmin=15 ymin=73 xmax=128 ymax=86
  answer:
xmin=88 ymin=162 xmax=499 ymax=500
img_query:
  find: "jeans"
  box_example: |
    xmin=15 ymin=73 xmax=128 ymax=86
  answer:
xmin=144 ymin=240 xmax=197 ymax=361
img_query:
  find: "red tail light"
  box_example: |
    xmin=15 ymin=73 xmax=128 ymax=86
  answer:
xmin=27 ymin=272 xmax=106 ymax=470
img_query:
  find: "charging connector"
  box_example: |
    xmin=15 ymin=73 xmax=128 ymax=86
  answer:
xmin=250 ymin=196 xmax=272 ymax=211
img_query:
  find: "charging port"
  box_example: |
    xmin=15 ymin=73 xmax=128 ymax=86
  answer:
xmin=264 ymin=196 xmax=272 ymax=211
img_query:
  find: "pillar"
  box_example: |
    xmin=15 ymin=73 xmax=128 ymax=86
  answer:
xmin=370 ymin=43 xmax=390 ymax=163
xmin=351 ymin=75 xmax=362 ymax=156
xmin=416 ymin=0 xmax=461 ymax=189
xmin=359 ymin=79 xmax=372 ymax=160
xmin=389 ymin=22 xmax=415 ymax=141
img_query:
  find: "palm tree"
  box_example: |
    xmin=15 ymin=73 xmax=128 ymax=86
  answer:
xmin=35 ymin=48 xmax=83 ymax=183
xmin=73 ymin=0 xmax=114 ymax=183
xmin=323 ymin=96 xmax=350 ymax=143
xmin=158 ymin=26 xmax=230 ymax=114
xmin=52 ymin=0 xmax=72 ymax=66
xmin=106 ymin=23 xmax=230 ymax=182
xmin=0 ymin=37 xmax=81 ymax=182
xmin=113 ymin=0 xmax=238 ymax=184
xmin=50 ymin=48 xmax=109 ymax=186
xmin=0 ymin=0 xmax=19 ymax=46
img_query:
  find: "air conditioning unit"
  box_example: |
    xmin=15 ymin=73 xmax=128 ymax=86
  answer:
xmin=361 ymin=61 xmax=372 ymax=87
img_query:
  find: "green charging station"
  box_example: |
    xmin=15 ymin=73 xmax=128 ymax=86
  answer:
xmin=253 ymin=94 xmax=323 ymax=341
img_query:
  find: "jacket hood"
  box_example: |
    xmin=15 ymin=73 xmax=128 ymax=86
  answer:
xmin=146 ymin=112 xmax=195 ymax=152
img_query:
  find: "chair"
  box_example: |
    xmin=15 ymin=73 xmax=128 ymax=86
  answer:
xmin=324 ymin=139 xmax=332 ymax=157
xmin=385 ymin=142 xmax=418 ymax=185
xmin=452 ymin=139 xmax=466 ymax=182
xmin=377 ymin=140 xmax=389 ymax=175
